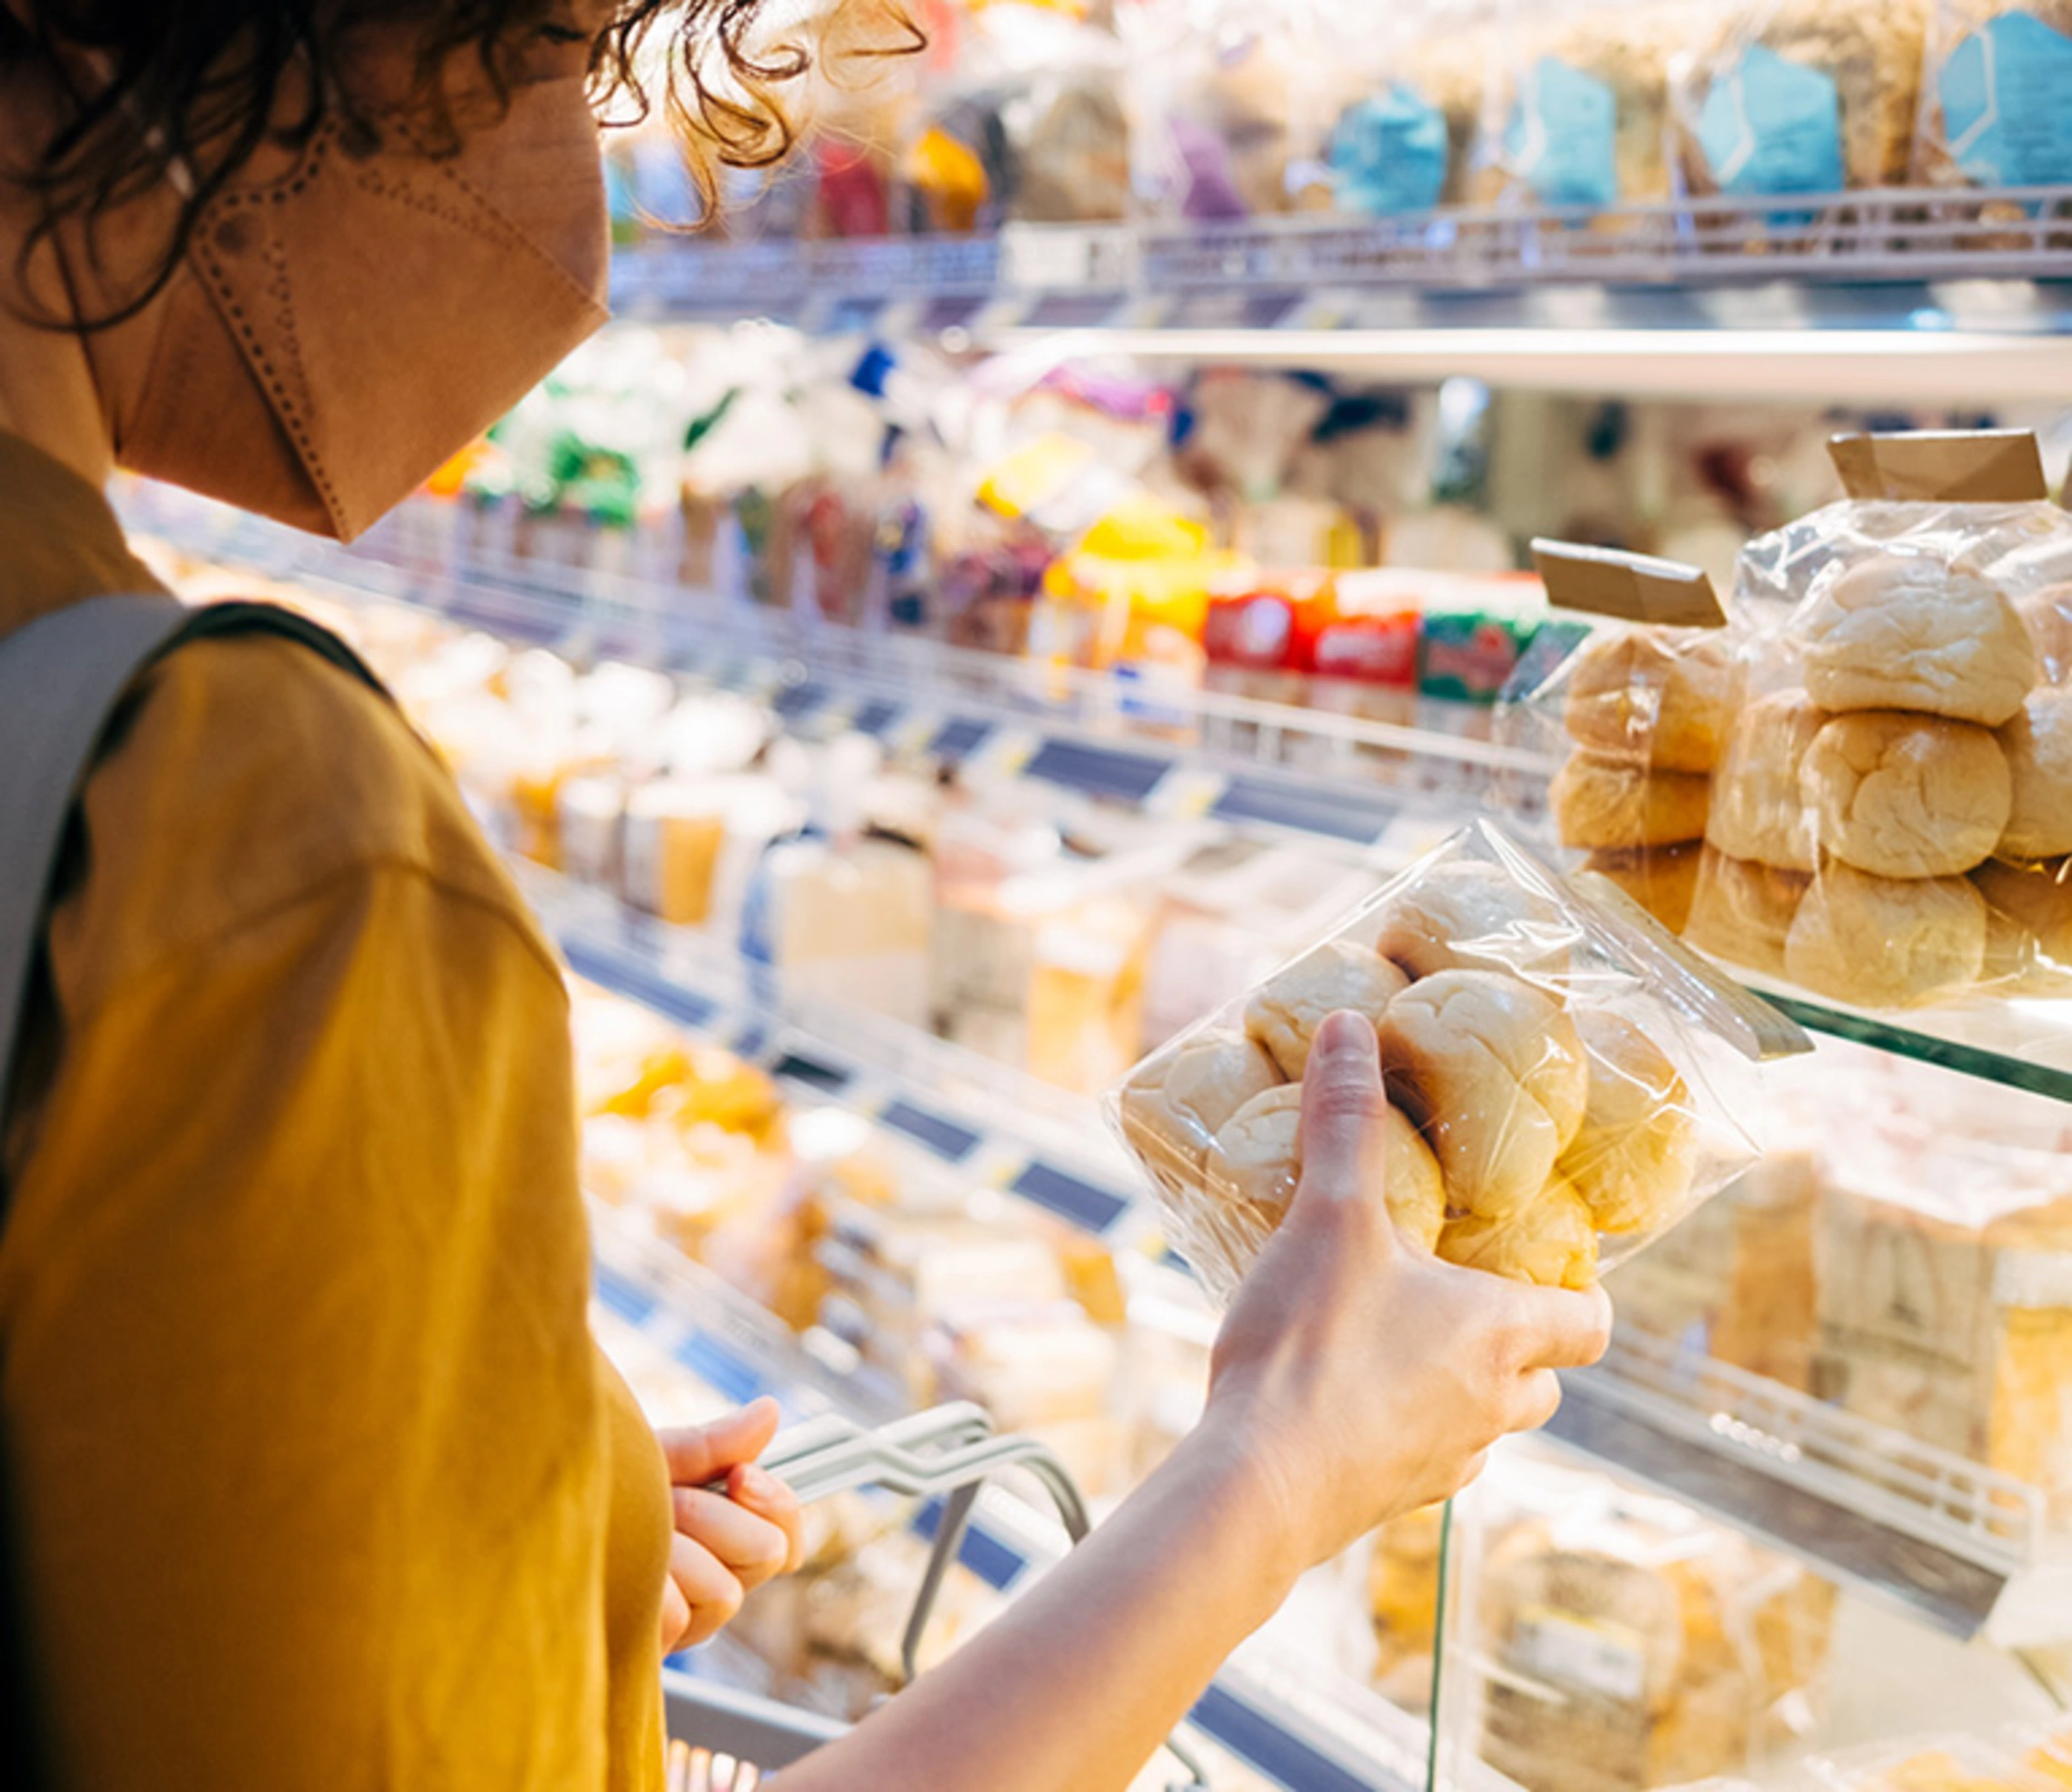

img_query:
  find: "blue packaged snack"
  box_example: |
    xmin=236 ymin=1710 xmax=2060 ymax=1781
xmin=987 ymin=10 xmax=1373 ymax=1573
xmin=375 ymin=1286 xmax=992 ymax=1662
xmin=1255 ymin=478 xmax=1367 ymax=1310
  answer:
xmin=1930 ymin=5 xmax=2072 ymax=188
xmin=1331 ymin=83 xmax=1453 ymax=215
xmin=1697 ymin=42 xmax=1845 ymax=195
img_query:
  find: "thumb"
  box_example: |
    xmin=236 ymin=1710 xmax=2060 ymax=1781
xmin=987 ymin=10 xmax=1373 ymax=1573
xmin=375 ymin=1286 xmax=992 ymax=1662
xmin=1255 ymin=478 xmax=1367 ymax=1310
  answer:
xmin=659 ymin=1396 xmax=783 ymax=1486
xmin=1293 ymin=1009 xmax=1390 ymax=1221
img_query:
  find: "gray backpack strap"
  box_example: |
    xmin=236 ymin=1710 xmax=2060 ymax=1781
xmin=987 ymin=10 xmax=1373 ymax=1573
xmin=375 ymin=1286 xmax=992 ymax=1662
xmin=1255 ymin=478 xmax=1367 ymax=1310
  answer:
xmin=0 ymin=594 xmax=386 ymax=1112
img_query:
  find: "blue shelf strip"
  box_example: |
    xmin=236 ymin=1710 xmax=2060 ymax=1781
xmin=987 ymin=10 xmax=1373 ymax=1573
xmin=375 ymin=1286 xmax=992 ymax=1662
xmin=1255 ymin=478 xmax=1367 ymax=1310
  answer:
xmin=878 ymin=1099 xmax=982 ymax=1164
xmin=1189 ymin=1685 xmax=1405 ymax=1792
xmin=1009 ymin=1161 xmax=1132 ymax=1236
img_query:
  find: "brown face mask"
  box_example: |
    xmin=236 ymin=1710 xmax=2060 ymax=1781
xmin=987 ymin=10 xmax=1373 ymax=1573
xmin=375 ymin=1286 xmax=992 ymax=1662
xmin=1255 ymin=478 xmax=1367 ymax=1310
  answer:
xmin=110 ymin=75 xmax=610 ymax=541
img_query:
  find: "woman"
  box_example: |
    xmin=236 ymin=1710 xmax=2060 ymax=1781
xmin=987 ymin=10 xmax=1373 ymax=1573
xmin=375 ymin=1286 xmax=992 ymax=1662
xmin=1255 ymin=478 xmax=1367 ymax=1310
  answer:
xmin=0 ymin=5 xmax=1610 ymax=1788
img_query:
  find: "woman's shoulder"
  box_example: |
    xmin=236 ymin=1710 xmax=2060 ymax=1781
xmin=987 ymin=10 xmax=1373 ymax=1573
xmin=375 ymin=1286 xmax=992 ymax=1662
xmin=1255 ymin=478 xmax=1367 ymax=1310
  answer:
xmin=55 ymin=622 xmax=556 ymax=1007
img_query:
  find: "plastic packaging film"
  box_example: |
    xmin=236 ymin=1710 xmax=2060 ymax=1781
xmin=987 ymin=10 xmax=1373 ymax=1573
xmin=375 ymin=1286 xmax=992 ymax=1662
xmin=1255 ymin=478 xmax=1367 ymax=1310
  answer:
xmin=1507 ymin=434 xmax=2072 ymax=1011
xmin=1106 ymin=819 xmax=1800 ymax=1308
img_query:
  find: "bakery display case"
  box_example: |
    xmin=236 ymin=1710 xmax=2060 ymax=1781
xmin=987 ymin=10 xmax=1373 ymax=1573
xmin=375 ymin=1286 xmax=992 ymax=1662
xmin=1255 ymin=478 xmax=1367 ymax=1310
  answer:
xmin=113 ymin=0 xmax=2072 ymax=1768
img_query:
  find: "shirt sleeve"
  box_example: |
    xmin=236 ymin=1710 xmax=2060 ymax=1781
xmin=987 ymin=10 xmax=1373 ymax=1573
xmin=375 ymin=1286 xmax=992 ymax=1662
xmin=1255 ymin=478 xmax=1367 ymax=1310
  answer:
xmin=0 ymin=861 xmax=650 ymax=1790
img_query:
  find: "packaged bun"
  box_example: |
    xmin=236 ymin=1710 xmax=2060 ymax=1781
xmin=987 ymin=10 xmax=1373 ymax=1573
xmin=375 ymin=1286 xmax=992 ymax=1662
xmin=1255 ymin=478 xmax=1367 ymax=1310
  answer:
xmin=1558 ymin=1013 xmax=1699 ymax=1236
xmin=1973 ymin=855 xmax=2072 ymax=989
xmin=1204 ymin=1084 xmax=1446 ymax=1249
xmin=1784 ymin=863 xmax=1988 ymax=1007
xmin=1581 ymin=842 xmax=1703 ymax=936
xmin=1798 ymin=710 xmax=2011 ymax=879
xmin=1999 ymin=688 xmax=2072 ymax=859
xmin=1244 ymin=939 xmax=1409 ymax=1078
xmin=1107 ymin=822 xmax=1789 ymax=1306
xmin=1378 ymin=969 xmax=1590 ymax=1223
xmin=1684 ymin=851 xmax=1811 ymax=978
xmin=1706 ymin=691 xmax=1827 ymax=873
xmin=1552 ymin=754 xmax=1712 ymax=850
xmin=1562 ymin=629 xmax=1735 ymax=773
xmin=1439 ymin=1178 xmax=1601 ymax=1291
xmin=1118 ymin=1028 xmax=1283 ymax=1184
xmin=1371 ymin=860 xmax=1572 ymax=981
xmin=1797 ymin=554 xmax=2036 ymax=727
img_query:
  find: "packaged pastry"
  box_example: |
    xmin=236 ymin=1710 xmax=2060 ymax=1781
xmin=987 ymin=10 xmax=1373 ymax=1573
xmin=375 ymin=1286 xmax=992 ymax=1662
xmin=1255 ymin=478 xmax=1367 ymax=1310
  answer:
xmin=1109 ymin=819 xmax=1800 ymax=1306
xmin=1688 ymin=429 xmax=2072 ymax=1007
xmin=1676 ymin=0 xmax=1928 ymax=203
xmin=1323 ymin=0 xmax=1496 ymax=217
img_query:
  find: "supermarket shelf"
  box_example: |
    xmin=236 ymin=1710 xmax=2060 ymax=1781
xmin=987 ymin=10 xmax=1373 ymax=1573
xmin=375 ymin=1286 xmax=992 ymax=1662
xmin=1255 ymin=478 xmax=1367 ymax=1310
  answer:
xmin=134 ymin=485 xmax=2072 ymax=1106
xmin=531 ymin=864 xmax=1154 ymax=1243
xmin=1748 ymin=979 xmax=2072 ymax=1110
xmin=1550 ymin=1329 xmax=2071 ymax=1648
xmin=596 ymin=1210 xmax=1427 ymax=1792
xmin=610 ymin=190 xmax=2072 ymax=400
xmin=124 ymin=483 xmax=1546 ymax=856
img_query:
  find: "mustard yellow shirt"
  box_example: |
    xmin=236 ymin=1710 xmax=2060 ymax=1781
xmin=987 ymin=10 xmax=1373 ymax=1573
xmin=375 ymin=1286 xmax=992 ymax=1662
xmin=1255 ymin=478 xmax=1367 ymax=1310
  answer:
xmin=0 ymin=433 xmax=670 ymax=1790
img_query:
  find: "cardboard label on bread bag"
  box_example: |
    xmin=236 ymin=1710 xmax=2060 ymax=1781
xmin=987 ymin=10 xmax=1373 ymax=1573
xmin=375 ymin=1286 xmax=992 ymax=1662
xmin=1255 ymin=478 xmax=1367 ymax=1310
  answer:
xmin=1570 ymin=870 xmax=1814 ymax=1061
xmin=1530 ymin=540 xmax=1728 ymax=630
xmin=1827 ymin=429 xmax=2048 ymax=503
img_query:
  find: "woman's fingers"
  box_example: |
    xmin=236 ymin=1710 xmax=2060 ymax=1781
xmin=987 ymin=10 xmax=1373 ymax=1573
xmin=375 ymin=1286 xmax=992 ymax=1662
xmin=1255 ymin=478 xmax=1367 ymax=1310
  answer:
xmin=671 ymin=1486 xmax=793 ymax=1592
xmin=659 ymin=1397 xmax=784 ymax=1485
xmin=665 ymin=1534 xmax=747 ymax=1651
xmin=727 ymin=1462 xmax=807 ymax=1574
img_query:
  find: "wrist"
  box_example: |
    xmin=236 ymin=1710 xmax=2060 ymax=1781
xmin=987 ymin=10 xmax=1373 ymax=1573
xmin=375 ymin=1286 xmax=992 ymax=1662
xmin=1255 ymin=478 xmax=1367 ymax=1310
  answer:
xmin=1160 ymin=1406 xmax=1316 ymax=1620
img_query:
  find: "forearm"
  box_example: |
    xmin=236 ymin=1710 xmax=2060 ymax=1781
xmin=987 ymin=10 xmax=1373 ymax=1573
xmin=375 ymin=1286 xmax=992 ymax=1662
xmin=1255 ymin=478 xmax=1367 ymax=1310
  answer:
xmin=776 ymin=1419 xmax=1304 ymax=1792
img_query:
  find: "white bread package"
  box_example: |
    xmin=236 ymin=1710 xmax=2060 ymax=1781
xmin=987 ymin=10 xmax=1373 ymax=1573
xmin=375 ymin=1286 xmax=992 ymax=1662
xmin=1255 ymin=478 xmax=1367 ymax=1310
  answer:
xmin=1109 ymin=820 xmax=1804 ymax=1306
xmin=1691 ymin=429 xmax=2072 ymax=1007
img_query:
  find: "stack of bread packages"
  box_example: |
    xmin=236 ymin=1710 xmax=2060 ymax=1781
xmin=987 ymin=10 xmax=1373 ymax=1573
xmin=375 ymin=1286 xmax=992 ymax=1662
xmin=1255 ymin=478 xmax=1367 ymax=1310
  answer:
xmin=1523 ymin=541 xmax=1741 ymax=941
xmin=1109 ymin=819 xmax=1804 ymax=1307
xmin=1690 ymin=428 xmax=2072 ymax=1010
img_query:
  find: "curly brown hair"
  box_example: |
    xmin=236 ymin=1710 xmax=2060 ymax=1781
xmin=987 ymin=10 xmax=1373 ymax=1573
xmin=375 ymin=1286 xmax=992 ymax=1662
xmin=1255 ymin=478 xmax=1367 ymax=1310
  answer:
xmin=1 ymin=0 xmax=921 ymax=326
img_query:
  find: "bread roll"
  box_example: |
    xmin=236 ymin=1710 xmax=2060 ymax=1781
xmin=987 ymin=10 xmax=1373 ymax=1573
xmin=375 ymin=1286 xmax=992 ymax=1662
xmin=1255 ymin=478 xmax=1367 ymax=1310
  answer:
xmin=1799 ymin=555 xmax=2036 ymax=727
xmin=1552 ymin=753 xmax=1712 ymax=850
xmin=1783 ymin=864 xmax=1987 ymax=1008
xmin=1371 ymin=860 xmax=1572 ymax=982
xmin=1562 ymin=628 xmax=1735 ymax=773
xmin=1706 ymin=690 xmax=1826 ymax=873
xmin=1378 ymin=970 xmax=1587 ymax=1223
xmin=1800 ymin=710 xmax=2010 ymax=879
xmin=2019 ymin=585 xmax=2072 ymax=685
xmin=1202 ymin=1083 xmax=1446 ymax=1249
xmin=1973 ymin=856 xmax=2072 ymax=990
xmin=1556 ymin=1013 xmax=1697 ymax=1236
xmin=1119 ymin=1029 xmax=1282 ymax=1182
xmin=1999 ymin=688 xmax=2072 ymax=859
xmin=1439 ymin=1177 xmax=1600 ymax=1291
xmin=1244 ymin=940 xmax=1408 ymax=1079
xmin=1683 ymin=851 xmax=1810 ymax=977
xmin=1581 ymin=842 xmax=1702 ymax=935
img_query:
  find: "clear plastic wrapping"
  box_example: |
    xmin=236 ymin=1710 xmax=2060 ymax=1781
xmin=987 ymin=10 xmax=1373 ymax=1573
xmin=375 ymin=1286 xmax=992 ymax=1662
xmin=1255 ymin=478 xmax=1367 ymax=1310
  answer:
xmin=1693 ymin=497 xmax=2072 ymax=1007
xmin=1107 ymin=820 xmax=1783 ymax=1307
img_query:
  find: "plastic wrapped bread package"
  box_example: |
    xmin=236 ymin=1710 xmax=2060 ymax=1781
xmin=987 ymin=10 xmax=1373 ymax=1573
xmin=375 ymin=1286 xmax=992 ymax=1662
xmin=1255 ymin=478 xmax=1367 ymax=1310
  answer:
xmin=1107 ymin=819 xmax=1801 ymax=1308
xmin=1914 ymin=0 xmax=2072 ymax=198
xmin=1498 ymin=540 xmax=1740 ymax=940
xmin=1689 ymin=429 xmax=2072 ymax=1008
xmin=1672 ymin=0 xmax=1928 ymax=208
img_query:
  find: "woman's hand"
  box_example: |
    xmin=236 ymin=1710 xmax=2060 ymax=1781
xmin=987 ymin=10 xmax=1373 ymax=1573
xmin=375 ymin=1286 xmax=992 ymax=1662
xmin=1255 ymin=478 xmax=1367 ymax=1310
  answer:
xmin=655 ymin=1397 xmax=806 ymax=1652
xmin=1204 ymin=1009 xmax=1612 ymax=1571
